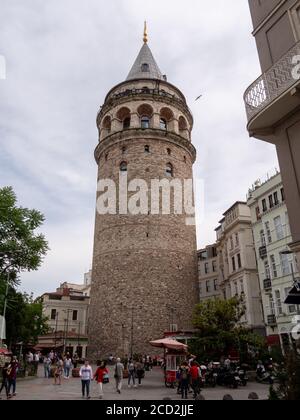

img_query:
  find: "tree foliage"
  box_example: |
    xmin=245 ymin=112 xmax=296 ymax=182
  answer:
xmin=4 ymin=288 xmax=49 ymax=348
xmin=191 ymin=298 xmax=266 ymax=361
xmin=0 ymin=186 xmax=49 ymax=347
xmin=0 ymin=186 xmax=49 ymax=286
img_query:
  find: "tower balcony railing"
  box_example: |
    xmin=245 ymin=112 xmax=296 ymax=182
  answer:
xmin=98 ymin=87 xmax=193 ymax=120
xmin=244 ymin=41 xmax=300 ymax=131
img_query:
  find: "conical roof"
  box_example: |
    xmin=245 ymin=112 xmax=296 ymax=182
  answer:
xmin=126 ymin=43 xmax=164 ymax=81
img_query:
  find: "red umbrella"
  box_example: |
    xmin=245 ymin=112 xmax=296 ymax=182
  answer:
xmin=0 ymin=348 xmax=11 ymax=355
xmin=149 ymin=338 xmax=188 ymax=352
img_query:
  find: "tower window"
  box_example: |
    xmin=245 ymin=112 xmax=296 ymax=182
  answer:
xmin=160 ymin=118 xmax=167 ymax=130
xmin=165 ymin=163 xmax=173 ymax=178
xmin=121 ymin=146 xmax=126 ymax=154
xmin=120 ymin=162 xmax=127 ymax=172
xmin=102 ymin=115 xmax=112 ymax=133
xmin=144 ymin=145 xmax=150 ymax=153
xmin=167 ymin=148 xmax=171 ymax=156
xmin=141 ymin=116 xmax=150 ymax=129
xmin=123 ymin=117 xmax=131 ymax=129
xmin=141 ymin=63 xmax=150 ymax=72
xmin=105 ymin=153 xmax=109 ymax=161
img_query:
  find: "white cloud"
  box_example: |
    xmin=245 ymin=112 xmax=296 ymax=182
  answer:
xmin=0 ymin=0 xmax=278 ymax=295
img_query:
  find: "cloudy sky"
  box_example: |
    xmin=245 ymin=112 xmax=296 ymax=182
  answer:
xmin=0 ymin=0 xmax=279 ymax=296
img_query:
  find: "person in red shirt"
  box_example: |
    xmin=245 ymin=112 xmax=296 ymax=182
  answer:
xmin=94 ymin=361 xmax=109 ymax=399
xmin=189 ymin=361 xmax=201 ymax=399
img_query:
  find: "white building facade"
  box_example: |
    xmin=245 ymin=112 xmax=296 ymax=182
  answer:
xmin=215 ymin=202 xmax=265 ymax=335
xmin=248 ymin=172 xmax=300 ymax=352
xmin=198 ymin=245 xmax=221 ymax=301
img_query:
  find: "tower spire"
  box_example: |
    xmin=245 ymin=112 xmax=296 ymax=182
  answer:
xmin=143 ymin=21 xmax=148 ymax=44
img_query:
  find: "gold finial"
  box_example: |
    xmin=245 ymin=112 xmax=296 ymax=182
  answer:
xmin=143 ymin=21 xmax=148 ymax=44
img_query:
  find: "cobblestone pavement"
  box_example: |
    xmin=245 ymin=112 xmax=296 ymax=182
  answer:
xmin=2 ymin=366 xmax=270 ymax=401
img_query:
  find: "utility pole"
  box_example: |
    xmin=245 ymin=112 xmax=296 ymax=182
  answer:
xmin=63 ymin=309 xmax=72 ymax=355
xmin=54 ymin=312 xmax=59 ymax=349
xmin=78 ymin=321 xmax=81 ymax=348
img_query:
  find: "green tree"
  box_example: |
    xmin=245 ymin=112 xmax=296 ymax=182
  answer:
xmin=0 ymin=186 xmax=49 ymax=286
xmin=191 ymin=298 xmax=266 ymax=362
xmin=5 ymin=290 xmax=49 ymax=348
xmin=0 ymin=186 xmax=49 ymax=347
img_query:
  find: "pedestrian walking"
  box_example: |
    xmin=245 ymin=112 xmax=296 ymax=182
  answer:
xmin=8 ymin=356 xmax=19 ymax=398
xmin=94 ymin=361 xmax=109 ymax=399
xmin=189 ymin=361 xmax=201 ymax=399
xmin=128 ymin=359 xmax=136 ymax=388
xmin=136 ymin=360 xmax=145 ymax=386
xmin=49 ymin=350 xmax=54 ymax=362
xmin=54 ymin=357 xmax=63 ymax=386
xmin=43 ymin=355 xmax=52 ymax=378
xmin=114 ymin=358 xmax=124 ymax=394
xmin=0 ymin=363 xmax=10 ymax=400
xmin=179 ymin=362 xmax=190 ymax=400
xmin=73 ymin=353 xmax=79 ymax=369
xmin=33 ymin=352 xmax=40 ymax=375
xmin=79 ymin=360 xmax=93 ymax=399
xmin=64 ymin=355 xmax=72 ymax=379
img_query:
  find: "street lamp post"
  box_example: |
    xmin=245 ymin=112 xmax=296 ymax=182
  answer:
xmin=0 ymin=271 xmax=9 ymax=347
xmin=63 ymin=309 xmax=72 ymax=355
xmin=130 ymin=307 xmax=134 ymax=360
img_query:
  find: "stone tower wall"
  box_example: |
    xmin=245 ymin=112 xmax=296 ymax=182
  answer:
xmin=88 ymin=79 xmax=199 ymax=359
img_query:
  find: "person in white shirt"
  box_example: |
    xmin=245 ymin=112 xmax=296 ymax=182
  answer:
xmin=79 ymin=360 xmax=93 ymax=399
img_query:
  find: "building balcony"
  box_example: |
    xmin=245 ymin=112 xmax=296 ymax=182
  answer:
xmin=244 ymin=41 xmax=300 ymax=136
xmin=267 ymin=314 xmax=277 ymax=327
xmin=259 ymin=246 xmax=267 ymax=259
xmin=263 ymin=278 xmax=272 ymax=291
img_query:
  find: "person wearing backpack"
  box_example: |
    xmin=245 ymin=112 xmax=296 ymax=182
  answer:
xmin=179 ymin=362 xmax=190 ymax=400
xmin=127 ymin=359 xmax=137 ymax=388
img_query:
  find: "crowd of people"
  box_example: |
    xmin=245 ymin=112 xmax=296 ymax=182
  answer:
xmin=0 ymin=350 xmax=155 ymax=400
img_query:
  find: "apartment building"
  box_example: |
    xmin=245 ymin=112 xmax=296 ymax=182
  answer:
xmin=198 ymin=244 xmax=221 ymax=301
xmin=245 ymin=0 xmax=300 ymax=268
xmin=215 ymin=202 xmax=265 ymax=335
xmin=248 ymin=171 xmax=300 ymax=351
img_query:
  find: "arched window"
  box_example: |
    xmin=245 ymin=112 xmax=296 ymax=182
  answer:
xmin=141 ymin=63 xmax=150 ymax=72
xmin=120 ymin=162 xmax=127 ymax=173
xmin=144 ymin=145 xmax=150 ymax=153
xmin=102 ymin=116 xmax=112 ymax=133
xmin=123 ymin=117 xmax=131 ymax=129
xmin=179 ymin=116 xmax=188 ymax=131
xmin=166 ymin=163 xmax=173 ymax=178
xmin=141 ymin=116 xmax=150 ymax=129
xmin=117 ymin=107 xmax=131 ymax=130
xmin=160 ymin=118 xmax=167 ymax=130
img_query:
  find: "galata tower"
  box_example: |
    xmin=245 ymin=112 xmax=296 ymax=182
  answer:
xmin=88 ymin=25 xmax=198 ymax=359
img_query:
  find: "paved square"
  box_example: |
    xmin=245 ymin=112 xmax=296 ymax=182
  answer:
xmin=3 ymin=366 xmax=270 ymax=401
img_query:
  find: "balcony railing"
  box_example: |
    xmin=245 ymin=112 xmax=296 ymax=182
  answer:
xmin=259 ymin=246 xmax=267 ymax=259
xmin=267 ymin=314 xmax=277 ymax=326
xmin=263 ymin=278 xmax=272 ymax=290
xmin=244 ymin=41 xmax=300 ymax=121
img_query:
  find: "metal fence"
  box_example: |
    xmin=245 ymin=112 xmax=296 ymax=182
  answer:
xmin=244 ymin=41 xmax=300 ymax=121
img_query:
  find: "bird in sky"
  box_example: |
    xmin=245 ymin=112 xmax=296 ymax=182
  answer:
xmin=195 ymin=95 xmax=203 ymax=101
